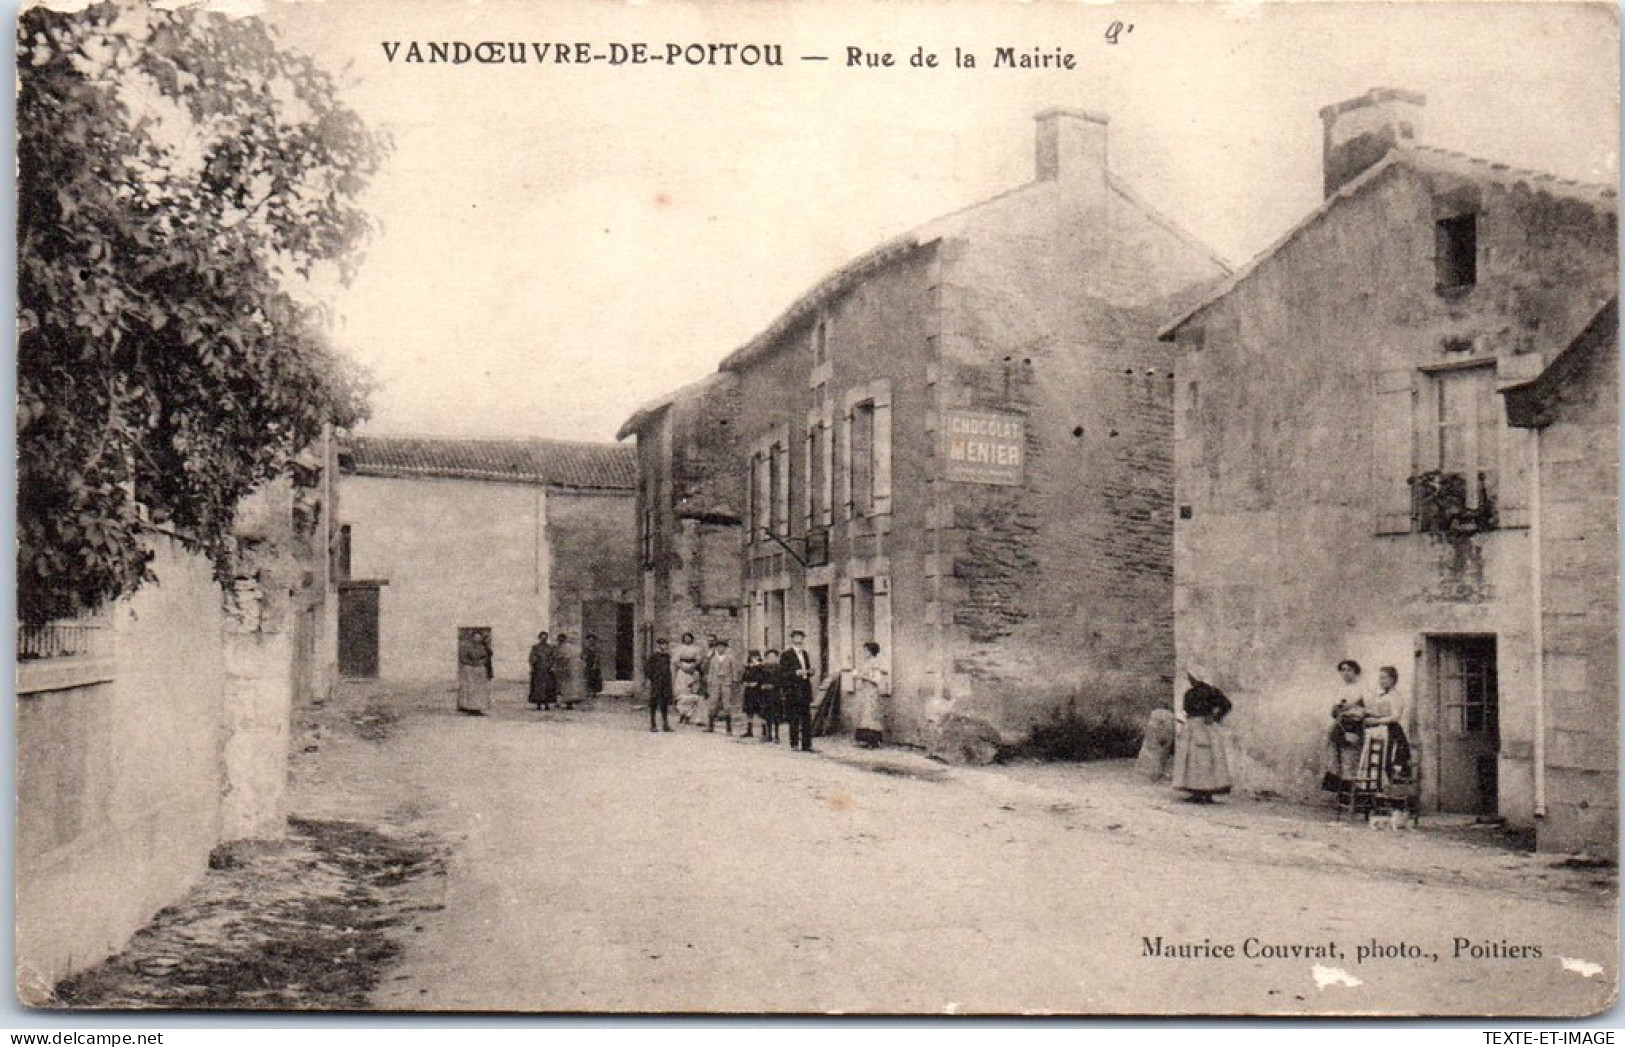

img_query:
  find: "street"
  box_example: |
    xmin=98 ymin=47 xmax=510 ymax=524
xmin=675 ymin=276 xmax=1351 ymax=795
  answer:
xmin=292 ymin=683 xmax=1617 ymax=1016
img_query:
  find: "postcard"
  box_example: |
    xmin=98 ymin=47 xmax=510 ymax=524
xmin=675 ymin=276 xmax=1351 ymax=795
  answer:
xmin=14 ymin=0 xmax=1619 ymax=1018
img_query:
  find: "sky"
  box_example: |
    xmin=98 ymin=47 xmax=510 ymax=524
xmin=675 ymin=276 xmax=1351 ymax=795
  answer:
xmin=262 ymin=0 xmax=1619 ymax=444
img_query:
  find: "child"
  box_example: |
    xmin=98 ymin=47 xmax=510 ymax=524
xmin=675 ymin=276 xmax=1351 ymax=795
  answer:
xmin=741 ymin=649 xmax=765 ymax=738
xmin=759 ymin=648 xmax=782 ymax=743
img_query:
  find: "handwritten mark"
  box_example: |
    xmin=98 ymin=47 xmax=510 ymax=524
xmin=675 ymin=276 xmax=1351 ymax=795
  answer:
xmin=1561 ymin=957 xmax=1605 ymax=979
xmin=1312 ymin=965 xmax=1363 ymax=990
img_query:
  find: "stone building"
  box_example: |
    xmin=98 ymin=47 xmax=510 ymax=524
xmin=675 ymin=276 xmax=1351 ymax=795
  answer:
xmin=617 ymin=373 xmax=748 ymax=658
xmin=623 ymin=110 xmax=1227 ymax=750
xmin=336 ymin=435 xmax=638 ymax=687
xmin=1161 ymin=89 xmax=1617 ymax=851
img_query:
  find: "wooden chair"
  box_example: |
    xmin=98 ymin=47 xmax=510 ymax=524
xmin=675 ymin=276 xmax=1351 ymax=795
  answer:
xmin=1335 ymin=733 xmax=1384 ymax=821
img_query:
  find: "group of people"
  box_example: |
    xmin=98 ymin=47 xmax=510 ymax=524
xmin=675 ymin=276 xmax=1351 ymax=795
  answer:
xmin=644 ymin=629 xmax=889 ymax=752
xmin=1170 ymin=658 xmax=1415 ymax=810
xmin=1321 ymin=658 xmax=1414 ymax=799
xmin=455 ymin=629 xmax=606 ymax=716
xmin=526 ymin=631 xmax=603 ymax=711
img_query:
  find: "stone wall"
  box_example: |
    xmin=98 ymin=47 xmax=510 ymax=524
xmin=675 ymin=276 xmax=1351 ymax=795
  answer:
xmin=545 ymin=488 xmax=639 ymax=646
xmin=1533 ymin=323 xmax=1618 ymax=854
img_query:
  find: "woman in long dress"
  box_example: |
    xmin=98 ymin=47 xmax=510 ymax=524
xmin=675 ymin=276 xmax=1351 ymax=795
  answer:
xmin=1321 ymin=659 xmax=1370 ymax=792
xmin=456 ymin=631 xmax=491 ymax=715
xmin=1171 ymin=673 xmax=1232 ymax=803
xmin=852 ymin=641 xmax=888 ymax=749
xmin=1353 ymin=665 xmax=1414 ymax=794
xmin=672 ymin=632 xmax=704 ymax=724
xmin=555 ymin=633 xmax=584 ymax=710
xmin=527 ymin=632 xmax=554 ymax=710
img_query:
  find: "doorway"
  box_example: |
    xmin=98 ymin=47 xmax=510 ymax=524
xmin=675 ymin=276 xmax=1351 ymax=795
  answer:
xmin=810 ymin=585 xmax=830 ymax=679
xmin=338 ymin=582 xmax=381 ymax=678
xmin=1428 ymin=635 xmax=1499 ymax=815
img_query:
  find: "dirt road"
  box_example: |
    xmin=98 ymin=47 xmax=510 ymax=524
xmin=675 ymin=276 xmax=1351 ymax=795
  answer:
xmin=331 ymin=685 xmax=1616 ymax=1016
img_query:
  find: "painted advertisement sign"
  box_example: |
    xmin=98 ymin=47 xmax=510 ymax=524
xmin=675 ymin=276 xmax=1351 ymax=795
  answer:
xmin=942 ymin=408 xmax=1025 ymax=485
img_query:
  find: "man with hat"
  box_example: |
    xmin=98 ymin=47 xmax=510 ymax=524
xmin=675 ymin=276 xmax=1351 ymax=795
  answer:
xmin=779 ymin=629 xmax=816 ymax=752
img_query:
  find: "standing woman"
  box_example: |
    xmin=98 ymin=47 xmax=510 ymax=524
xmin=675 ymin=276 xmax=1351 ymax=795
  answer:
xmin=1172 ymin=673 xmax=1232 ymax=803
xmin=673 ymin=632 xmax=704 ymax=724
xmin=457 ymin=631 xmax=491 ymax=716
xmin=582 ymin=634 xmax=604 ymax=699
xmin=527 ymin=631 xmax=552 ymax=710
xmin=1356 ymin=665 xmax=1414 ymax=791
xmin=852 ymin=641 xmax=889 ymax=749
xmin=555 ymin=633 xmax=584 ymax=710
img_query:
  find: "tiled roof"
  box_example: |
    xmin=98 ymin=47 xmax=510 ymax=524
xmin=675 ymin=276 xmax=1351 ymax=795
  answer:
xmin=340 ymin=435 xmax=636 ymax=491
xmin=1159 ymin=146 xmax=1617 ymax=339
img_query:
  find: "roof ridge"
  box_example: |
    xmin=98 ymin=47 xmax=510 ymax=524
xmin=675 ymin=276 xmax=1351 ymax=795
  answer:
xmin=1403 ymin=143 xmax=1617 ymax=196
xmin=1108 ymin=176 xmax=1235 ymax=274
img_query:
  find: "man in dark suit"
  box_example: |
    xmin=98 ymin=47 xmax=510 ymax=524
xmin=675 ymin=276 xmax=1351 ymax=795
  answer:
xmin=646 ymin=637 xmax=674 ymax=732
xmin=779 ymin=630 xmax=816 ymax=752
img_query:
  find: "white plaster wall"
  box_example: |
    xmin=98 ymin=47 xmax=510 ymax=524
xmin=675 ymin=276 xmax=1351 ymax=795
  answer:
xmin=342 ymin=475 xmax=551 ymax=681
xmin=16 ymin=542 xmax=227 ymax=999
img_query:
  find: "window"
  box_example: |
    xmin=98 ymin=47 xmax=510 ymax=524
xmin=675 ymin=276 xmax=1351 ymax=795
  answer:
xmin=1436 ymin=214 xmax=1477 ymax=290
xmin=839 ymin=381 xmax=892 ymax=521
xmin=851 ymin=401 xmax=875 ymax=516
xmin=1413 ymin=365 xmax=1498 ymax=532
xmin=764 ymin=589 xmax=786 ymax=651
xmin=337 ymin=524 xmax=352 ymax=581
xmin=813 ymin=320 xmax=828 ymax=366
xmin=1436 ymin=637 xmax=1498 ymax=733
xmin=806 ymin=418 xmax=829 ymax=527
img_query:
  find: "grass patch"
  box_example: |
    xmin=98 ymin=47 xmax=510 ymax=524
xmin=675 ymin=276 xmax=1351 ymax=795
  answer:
xmin=1015 ymin=699 xmax=1143 ymax=762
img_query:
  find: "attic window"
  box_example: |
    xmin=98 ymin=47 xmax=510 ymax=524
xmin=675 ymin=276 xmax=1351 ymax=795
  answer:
xmin=1436 ymin=213 xmax=1477 ymax=290
xmin=813 ymin=320 xmax=828 ymax=366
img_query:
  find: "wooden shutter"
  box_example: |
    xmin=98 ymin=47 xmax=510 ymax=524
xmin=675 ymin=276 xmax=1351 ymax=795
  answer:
xmin=1372 ymin=367 xmax=1417 ymax=535
xmin=874 ymin=574 xmax=893 ymax=695
xmin=837 ymin=575 xmax=854 ymax=687
xmin=804 ymin=409 xmax=818 ymax=530
xmin=840 ymin=400 xmax=855 ymax=521
xmin=872 ymin=383 xmax=893 ymax=516
xmin=1495 ymin=355 xmax=1543 ymax=529
xmin=820 ymin=404 xmax=835 ymax=527
xmin=773 ymin=435 xmax=790 ymax=537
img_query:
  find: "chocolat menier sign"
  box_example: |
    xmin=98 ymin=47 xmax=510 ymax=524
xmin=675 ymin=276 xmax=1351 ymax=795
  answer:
xmin=942 ymin=408 xmax=1025 ymax=486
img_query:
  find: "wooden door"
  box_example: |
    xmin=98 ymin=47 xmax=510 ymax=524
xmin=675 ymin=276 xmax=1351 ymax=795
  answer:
xmin=338 ymin=583 xmax=380 ymax=678
xmin=1431 ymin=636 xmax=1499 ymax=814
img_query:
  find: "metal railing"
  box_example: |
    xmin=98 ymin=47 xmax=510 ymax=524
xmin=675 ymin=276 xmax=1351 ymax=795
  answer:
xmin=17 ymin=619 xmax=112 ymax=662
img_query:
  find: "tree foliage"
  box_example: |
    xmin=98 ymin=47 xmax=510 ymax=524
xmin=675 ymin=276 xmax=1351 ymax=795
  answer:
xmin=18 ymin=2 xmax=385 ymax=624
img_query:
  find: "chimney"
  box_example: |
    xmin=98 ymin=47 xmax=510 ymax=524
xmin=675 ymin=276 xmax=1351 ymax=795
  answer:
xmin=1035 ymin=108 xmax=1109 ymax=183
xmin=1319 ymin=87 xmax=1426 ymax=197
